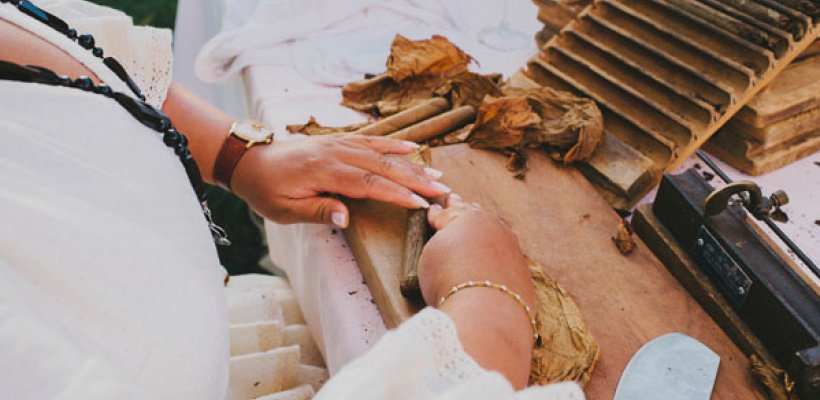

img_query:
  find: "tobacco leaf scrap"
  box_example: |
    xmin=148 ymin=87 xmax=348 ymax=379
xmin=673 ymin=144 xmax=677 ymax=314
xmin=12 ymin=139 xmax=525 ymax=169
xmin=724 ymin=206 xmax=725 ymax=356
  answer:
xmin=286 ymin=116 xmax=370 ymax=136
xmin=749 ymin=355 xmax=798 ymax=400
xmin=386 ymin=34 xmax=473 ymax=83
xmin=612 ymin=219 xmax=636 ymax=255
xmin=433 ymin=71 xmax=503 ymax=110
xmin=466 ymin=87 xmax=604 ymax=177
xmin=529 ymin=261 xmax=600 ymax=387
xmin=342 ymin=35 xmax=500 ymax=117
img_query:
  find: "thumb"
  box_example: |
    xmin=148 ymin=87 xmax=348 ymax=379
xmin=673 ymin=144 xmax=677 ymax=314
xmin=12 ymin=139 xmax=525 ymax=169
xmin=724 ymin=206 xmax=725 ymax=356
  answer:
xmin=285 ymin=197 xmax=349 ymax=228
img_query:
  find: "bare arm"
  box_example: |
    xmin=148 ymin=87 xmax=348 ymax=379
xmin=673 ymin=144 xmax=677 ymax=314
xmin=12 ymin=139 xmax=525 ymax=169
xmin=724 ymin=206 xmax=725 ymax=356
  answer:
xmin=419 ymin=200 xmax=536 ymax=389
xmin=0 ymin=19 xmax=449 ymax=226
xmin=0 ymin=19 xmax=99 ymax=81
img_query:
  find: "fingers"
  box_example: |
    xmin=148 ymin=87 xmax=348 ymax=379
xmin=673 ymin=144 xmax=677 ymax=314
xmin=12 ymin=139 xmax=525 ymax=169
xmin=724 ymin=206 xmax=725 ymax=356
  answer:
xmin=279 ymin=196 xmax=350 ymax=228
xmin=343 ymin=135 xmax=420 ymax=155
xmin=428 ymin=195 xmax=482 ymax=230
xmin=320 ymin=164 xmax=432 ymax=210
xmin=338 ymin=148 xmax=450 ymax=199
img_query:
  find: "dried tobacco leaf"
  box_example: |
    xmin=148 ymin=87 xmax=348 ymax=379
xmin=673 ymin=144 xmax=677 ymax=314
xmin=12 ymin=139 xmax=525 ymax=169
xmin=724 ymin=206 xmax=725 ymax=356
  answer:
xmin=286 ymin=116 xmax=370 ymax=136
xmin=468 ymin=87 xmax=603 ymax=164
xmin=464 ymin=87 xmax=603 ymax=178
xmin=342 ymin=74 xmax=443 ymax=116
xmin=341 ymin=35 xmax=500 ymax=117
xmin=434 ymin=71 xmax=503 ymax=109
xmin=749 ymin=355 xmax=798 ymax=400
xmin=529 ymin=261 xmax=600 ymax=387
xmin=468 ymin=96 xmax=542 ymax=149
xmin=612 ymin=219 xmax=636 ymax=255
xmin=524 ymin=87 xmax=604 ymax=164
xmin=427 ymin=123 xmax=473 ymax=147
xmin=386 ymin=35 xmax=472 ymax=83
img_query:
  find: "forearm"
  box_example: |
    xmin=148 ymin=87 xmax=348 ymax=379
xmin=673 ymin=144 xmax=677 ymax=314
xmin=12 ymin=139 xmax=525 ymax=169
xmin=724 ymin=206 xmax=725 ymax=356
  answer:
xmin=162 ymin=82 xmax=234 ymax=184
xmin=440 ymin=289 xmax=534 ymax=390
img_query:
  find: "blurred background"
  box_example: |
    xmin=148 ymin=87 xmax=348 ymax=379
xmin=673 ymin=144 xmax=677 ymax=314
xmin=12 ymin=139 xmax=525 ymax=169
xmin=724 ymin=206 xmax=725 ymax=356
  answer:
xmin=90 ymin=0 xmax=178 ymax=29
xmin=88 ymin=0 xmax=269 ymax=276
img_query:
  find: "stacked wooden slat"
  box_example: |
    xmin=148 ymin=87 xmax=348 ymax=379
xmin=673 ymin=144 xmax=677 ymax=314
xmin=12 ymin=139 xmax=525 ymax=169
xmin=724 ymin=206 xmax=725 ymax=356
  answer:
xmin=704 ymin=40 xmax=820 ymax=175
xmin=523 ymin=0 xmax=819 ymax=209
xmin=533 ymin=0 xmax=591 ymax=47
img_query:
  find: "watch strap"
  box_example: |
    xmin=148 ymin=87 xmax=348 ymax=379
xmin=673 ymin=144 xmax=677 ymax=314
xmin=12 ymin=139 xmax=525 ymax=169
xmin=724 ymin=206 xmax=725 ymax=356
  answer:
xmin=213 ymin=133 xmax=247 ymax=190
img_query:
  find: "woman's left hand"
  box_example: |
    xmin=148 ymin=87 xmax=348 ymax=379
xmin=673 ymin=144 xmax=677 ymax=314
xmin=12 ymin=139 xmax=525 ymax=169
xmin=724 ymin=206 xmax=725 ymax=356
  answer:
xmin=230 ymin=135 xmax=449 ymax=228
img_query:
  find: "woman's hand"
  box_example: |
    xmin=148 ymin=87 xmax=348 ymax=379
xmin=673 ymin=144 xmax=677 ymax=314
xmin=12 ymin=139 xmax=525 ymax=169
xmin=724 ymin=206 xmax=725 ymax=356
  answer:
xmin=418 ymin=197 xmax=535 ymax=389
xmin=230 ymin=135 xmax=450 ymax=228
xmin=418 ymin=198 xmax=534 ymax=308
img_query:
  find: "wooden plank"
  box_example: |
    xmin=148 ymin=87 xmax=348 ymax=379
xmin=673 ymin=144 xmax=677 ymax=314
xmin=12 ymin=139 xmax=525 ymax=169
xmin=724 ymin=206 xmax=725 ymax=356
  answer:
xmin=345 ymin=200 xmax=421 ymax=328
xmin=727 ymin=105 xmax=820 ymax=144
xmin=346 ymin=144 xmax=766 ymax=399
xmin=704 ymin=128 xmax=820 ymax=175
xmin=734 ymin=53 xmax=820 ymax=127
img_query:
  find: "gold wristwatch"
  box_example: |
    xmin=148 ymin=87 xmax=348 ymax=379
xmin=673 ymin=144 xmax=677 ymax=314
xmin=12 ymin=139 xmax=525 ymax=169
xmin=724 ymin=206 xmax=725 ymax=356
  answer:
xmin=213 ymin=120 xmax=273 ymax=190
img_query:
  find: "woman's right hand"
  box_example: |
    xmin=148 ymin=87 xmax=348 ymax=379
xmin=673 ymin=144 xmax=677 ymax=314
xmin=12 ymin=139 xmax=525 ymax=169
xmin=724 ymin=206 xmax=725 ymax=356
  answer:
xmin=417 ymin=197 xmax=535 ymax=312
xmin=417 ymin=197 xmax=536 ymax=389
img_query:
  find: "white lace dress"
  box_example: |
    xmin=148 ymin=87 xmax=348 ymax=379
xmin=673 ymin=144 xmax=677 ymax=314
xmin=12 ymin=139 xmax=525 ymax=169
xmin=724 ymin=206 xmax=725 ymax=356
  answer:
xmin=0 ymin=1 xmax=583 ymax=399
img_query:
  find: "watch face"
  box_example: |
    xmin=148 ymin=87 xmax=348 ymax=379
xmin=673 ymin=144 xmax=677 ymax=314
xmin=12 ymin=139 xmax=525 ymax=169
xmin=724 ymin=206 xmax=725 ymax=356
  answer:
xmin=232 ymin=120 xmax=273 ymax=143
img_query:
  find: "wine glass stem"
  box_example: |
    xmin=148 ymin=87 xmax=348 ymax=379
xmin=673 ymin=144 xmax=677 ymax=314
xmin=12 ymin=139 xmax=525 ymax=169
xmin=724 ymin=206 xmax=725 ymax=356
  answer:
xmin=499 ymin=0 xmax=510 ymax=29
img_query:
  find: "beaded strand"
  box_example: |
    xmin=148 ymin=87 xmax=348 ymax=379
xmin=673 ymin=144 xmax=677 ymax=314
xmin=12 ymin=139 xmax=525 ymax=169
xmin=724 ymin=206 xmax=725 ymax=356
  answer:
xmin=0 ymin=61 xmax=230 ymax=246
xmin=1 ymin=0 xmax=146 ymax=100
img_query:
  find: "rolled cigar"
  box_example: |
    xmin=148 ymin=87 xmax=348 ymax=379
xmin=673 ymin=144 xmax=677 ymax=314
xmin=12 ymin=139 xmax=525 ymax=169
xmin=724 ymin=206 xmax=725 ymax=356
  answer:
xmin=399 ymin=208 xmax=428 ymax=301
xmin=399 ymin=148 xmax=431 ymax=301
xmin=353 ymin=98 xmax=450 ymax=137
xmin=387 ymin=105 xmax=476 ymax=143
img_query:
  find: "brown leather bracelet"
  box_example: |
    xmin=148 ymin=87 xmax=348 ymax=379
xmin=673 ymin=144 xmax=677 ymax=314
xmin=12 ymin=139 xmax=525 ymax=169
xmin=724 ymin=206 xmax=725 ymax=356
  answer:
xmin=213 ymin=134 xmax=248 ymax=190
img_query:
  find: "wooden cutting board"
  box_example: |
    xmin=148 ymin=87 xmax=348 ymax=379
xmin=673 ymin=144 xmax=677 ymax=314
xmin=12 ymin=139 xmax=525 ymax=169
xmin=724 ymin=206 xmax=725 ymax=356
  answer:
xmin=344 ymin=144 xmax=765 ymax=399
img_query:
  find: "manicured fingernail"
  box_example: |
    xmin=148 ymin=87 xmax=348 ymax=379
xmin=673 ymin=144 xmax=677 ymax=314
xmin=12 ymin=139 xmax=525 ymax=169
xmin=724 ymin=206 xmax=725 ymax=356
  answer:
xmin=403 ymin=141 xmax=420 ymax=149
xmin=331 ymin=212 xmax=347 ymax=228
xmin=424 ymin=167 xmax=443 ymax=179
xmin=431 ymin=181 xmax=451 ymax=194
xmin=430 ymin=204 xmax=443 ymax=212
xmin=411 ymin=194 xmax=431 ymax=209
xmin=449 ymin=193 xmax=462 ymax=203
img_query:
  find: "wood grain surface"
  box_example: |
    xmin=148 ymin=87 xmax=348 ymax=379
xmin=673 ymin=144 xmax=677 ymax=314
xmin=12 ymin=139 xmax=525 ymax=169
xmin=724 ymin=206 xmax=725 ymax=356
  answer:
xmin=345 ymin=144 xmax=766 ymax=399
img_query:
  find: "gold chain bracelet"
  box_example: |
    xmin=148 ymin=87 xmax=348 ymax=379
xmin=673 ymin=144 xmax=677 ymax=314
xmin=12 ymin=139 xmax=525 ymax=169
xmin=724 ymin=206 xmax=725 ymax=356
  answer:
xmin=438 ymin=280 xmax=540 ymax=344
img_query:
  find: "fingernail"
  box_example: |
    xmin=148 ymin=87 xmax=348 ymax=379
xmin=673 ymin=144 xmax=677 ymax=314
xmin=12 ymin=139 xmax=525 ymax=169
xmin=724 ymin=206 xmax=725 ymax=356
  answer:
xmin=449 ymin=193 xmax=462 ymax=203
xmin=411 ymin=193 xmax=431 ymax=209
xmin=431 ymin=181 xmax=452 ymax=194
xmin=430 ymin=204 xmax=443 ymax=212
xmin=403 ymin=140 xmax=420 ymax=149
xmin=331 ymin=212 xmax=347 ymax=228
xmin=424 ymin=167 xmax=443 ymax=179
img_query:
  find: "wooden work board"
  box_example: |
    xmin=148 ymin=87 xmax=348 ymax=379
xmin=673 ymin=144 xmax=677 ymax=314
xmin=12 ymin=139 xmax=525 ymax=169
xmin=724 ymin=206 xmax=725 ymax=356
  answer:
xmin=344 ymin=144 xmax=765 ymax=399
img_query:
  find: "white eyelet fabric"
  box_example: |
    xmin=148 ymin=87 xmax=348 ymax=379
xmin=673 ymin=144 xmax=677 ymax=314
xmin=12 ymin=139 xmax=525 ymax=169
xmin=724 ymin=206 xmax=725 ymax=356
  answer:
xmin=1 ymin=0 xmax=173 ymax=108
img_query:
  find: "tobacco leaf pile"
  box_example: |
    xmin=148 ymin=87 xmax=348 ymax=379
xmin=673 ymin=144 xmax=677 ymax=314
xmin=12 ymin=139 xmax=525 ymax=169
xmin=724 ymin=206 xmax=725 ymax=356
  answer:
xmin=293 ymin=34 xmax=604 ymax=177
xmin=341 ymin=35 xmax=502 ymax=116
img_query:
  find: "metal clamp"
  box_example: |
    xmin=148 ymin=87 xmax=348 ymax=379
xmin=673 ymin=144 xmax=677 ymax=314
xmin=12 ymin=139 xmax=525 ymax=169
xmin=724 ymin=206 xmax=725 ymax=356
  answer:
xmin=704 ymin=181 xmax=789 ymax=220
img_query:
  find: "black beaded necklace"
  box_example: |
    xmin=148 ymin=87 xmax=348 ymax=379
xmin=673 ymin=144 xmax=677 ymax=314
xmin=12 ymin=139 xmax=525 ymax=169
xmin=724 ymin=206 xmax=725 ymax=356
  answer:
xmin=1 ymin=0 xmax=230 ymax=246
xmin=1 ymin=0 xmax=146 ymax=100
xmin=0 ymin=61 xmax=231 ymax=246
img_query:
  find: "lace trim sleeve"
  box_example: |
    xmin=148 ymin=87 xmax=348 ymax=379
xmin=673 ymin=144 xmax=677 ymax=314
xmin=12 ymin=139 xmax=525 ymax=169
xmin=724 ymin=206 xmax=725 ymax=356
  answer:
xmin=126 ymin=26 xmax=173 ymax=108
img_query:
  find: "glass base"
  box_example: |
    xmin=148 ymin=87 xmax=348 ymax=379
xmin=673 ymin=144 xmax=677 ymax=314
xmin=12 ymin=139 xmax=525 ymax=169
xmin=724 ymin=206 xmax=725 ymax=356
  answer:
xmin=477 ymin=26 xmax=530 ymax=52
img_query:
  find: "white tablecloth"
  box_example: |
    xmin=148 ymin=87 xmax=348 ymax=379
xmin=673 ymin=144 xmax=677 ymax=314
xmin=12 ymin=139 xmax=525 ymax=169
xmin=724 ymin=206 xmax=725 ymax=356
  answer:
xmin=177 ymin=0 xmax=820 ymax=375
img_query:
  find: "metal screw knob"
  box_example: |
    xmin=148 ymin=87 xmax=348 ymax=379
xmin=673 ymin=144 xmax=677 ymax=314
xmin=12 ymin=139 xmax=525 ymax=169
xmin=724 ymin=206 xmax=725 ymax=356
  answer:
xmin=770 ymin=190 xmax=789 ymax=208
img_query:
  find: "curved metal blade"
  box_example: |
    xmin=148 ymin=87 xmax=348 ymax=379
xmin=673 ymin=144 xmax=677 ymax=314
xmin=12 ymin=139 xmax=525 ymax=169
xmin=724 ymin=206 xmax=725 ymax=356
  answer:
xmin=614 ymin=333 xmax=720 ymax=400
